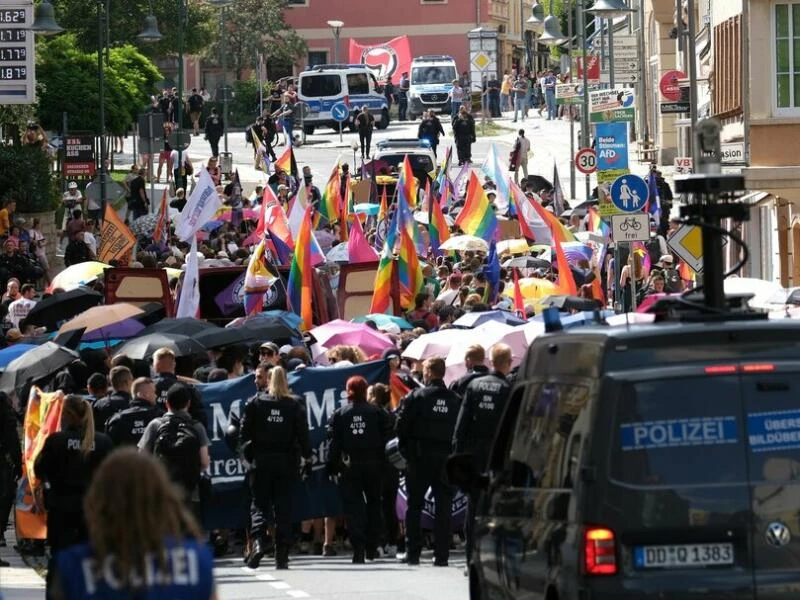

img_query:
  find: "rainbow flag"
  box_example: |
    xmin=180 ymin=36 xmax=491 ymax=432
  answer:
xmin=428 ymin=190 xmax=451 ymax=257
xmin=399 ymin=155 xmax=417 ymax=209
xmin=397 ymin=225 xmax=423 ymax=308
xmin=275 ymin=146 xmax=298 ymax=179
xmin=434 ymin=146 xmax=452 ymax=200
xmin=678 ymin=261 xmax=695 ymax=288
xmin=587 ymin=207 xmax=610 ymax=236
xmin=339 ymin=174 xmax=352 ymax=242
xmin=455 ymin=171 xmax=498 ymax=240
xmin=632 ymin=240 xmax=651 ymax=273
xmin=153 ymin=187 xmax=169 ymax=246
xmin=509 ymin=183 xmax=536 ymax=241
xmin=287 ymin=206 xmax=315 ymax=330
xmin=554 ymin=237 xmax=578 ymax=295
xmin=369 ymin=210 xmax=399 ymax=314
xmin=319 ymin=162 xmax=341 ymax=224
xmin=243 ymin=239 xmax=278 ymax=316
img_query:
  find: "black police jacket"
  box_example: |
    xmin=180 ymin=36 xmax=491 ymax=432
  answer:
xmin=326 ymin=401 xmax=393 ymax=470
xmin=92 ymin=391 xmax=131 ymax=434
xmin=239 ymin=392 xmax=311 ymax=463
xmin=33 ymin=427 xmax=113 ymax=513
xmin=0 ymin=394 xmax=21 ymax=476
xmin=395 ymin=380 xmax=460 ymax=458
xmin=153 ymin=374 xmax=209 ymax=434
xmin=453 ymin=371 xmax=511 ymax=460
xmin=449 ymin=365 xmax=490 ymax=402
xmin=105 ymin=400 xmax=161 ymax=447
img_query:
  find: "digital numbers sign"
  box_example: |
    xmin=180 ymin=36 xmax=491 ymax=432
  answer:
xmin=0 ymin=2 xmax=34 ymax=104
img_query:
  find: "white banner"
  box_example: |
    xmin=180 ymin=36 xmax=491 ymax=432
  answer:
xmin=174 ymin=168 xmax=222 ymax=242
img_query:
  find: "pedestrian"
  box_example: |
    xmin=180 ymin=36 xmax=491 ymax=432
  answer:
xmin=452 ymin=105 xmax=476 ymax=166
xmin=395 ymin=357 xmax=460 ymax=566
xmin=91 ymin=365 xmax=133 ymax=433
xmin=398 ymin=71 xmax=410 ymax=121
xmin=126 ymin=167 xmax=149 ymax=221
xmin=512 ymin=129 xmax=531 ymax=183
xmin=500 ymin=71 xmax=511 ymax=113
xmin=453 ymin=344 xmax=513 ymax=567
xmin=0 ymin=391 xmax=21 ymax=557
xmin=383 ymin=76 xmax=396 ymax=113
xmin=487 ymin=73 xmax=501 ymax=118
xmin=417 ymin=110 xmax=445 ymax=160
xmin=105 ymin=376 xmax=162 ymax=447
xmin=355 ymin=105 xmax=375 ymax=160
xmin=326 ymin=375 xmax=394 ymax=563
xmin=239 ymin=364 xmax=311 ymax=569
xmin=512 ymin=73 xmax=528 ymax=122
xmin=187 ymin=87 xmax=205 ymax=136
xmin=450 ymin=79 xmax=465 ymax=126
xmin=204 ymin=107 xmax=223 ymax=157
xmin=49 ymin=448 xmax=216 ymax=599
xmin=544 ymin=69 xmax=557 ymax=120
xmin=272 ymin=93 xmax=295 ymax=147
xmin=35 ymin=394 xmax=113 ymax=594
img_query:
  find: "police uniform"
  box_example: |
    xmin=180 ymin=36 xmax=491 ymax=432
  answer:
xmin=448 ymin=365 xmax=490 ymax=403
xmin=453 ymin=370 xmax=511 ymax=565
xmin=327 ymin=401 xmax=394 ymax=562
xmin=105 ymin=399 xmax=162 ymax=447
xmin=153 ymin=372 xmax=179 ymax=413
xmin=239 ymin=390 xmax=311 ymax=568
xmin=395 ymin=379 xmax=460 ymax=565
xmin=54 ymin=537 xmax=214 ymax=599
xmin=91 ymin=390 xmax=131 ymax=434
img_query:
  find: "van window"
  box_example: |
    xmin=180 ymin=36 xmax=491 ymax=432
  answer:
xmin=508 ymin=381 xmax=591 ymax=489
xmin=610 ymin=376 xmax=746 ymax=486
xmin=300 ymin=74 xmax=342 ymax=97
xmin=346 ymin=73 xmax=370 ymax=95
xmin=411 ymin=65 xmax=457 ymax=85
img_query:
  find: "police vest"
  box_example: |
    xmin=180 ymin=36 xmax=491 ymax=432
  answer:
xmin=106 ymin=402 xmax=161 ymax=447
xmin=251 ymin=394 xmax=297 ymax=452
xmin=55 ymin=537 xmax=213 ymax=599
xmin=412 ymin=385 xmax=460 ymax=447
xmin=465 ymin=374 xmax=510 ymax=441
xmin=154 ymin=374 xmax=178 ymax=412
xmin=337 ymin=403 xmax=383 ymax=455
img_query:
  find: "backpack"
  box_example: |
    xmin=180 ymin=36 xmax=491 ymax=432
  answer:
xmin=153 ymin=415 xmax=201 ymax=494
xmin=644 ymin=238 xmax=662 ymax=266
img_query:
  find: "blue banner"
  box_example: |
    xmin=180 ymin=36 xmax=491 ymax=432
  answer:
xmin=596 ymin=122 xmax=629 ymax=171
xmin=747 ymin=410 xmax=800 ymax=453
xmin=201 ymin=360 xmax=391 ymax=530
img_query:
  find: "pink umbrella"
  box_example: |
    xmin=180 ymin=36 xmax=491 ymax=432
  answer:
xmin=443 ymin=323 xmax=528 ymax=384
xmin=309 ymin=319 xmax=394 ymax=358
xmin=402 ymin=329 xmax=468 ymax=361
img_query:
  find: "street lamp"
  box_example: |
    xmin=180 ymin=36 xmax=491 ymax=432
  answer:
xmin=587 ymin=0 xmax=635 ymax=86
xmin=538 ymin=15 xmax=567 ymax=45
xmin=209 ymin=0 xmax=233 ymax=158
xmin=327 ymin=20 xmax=344 ymax=64
xmin=137 ymin=0 xmax=163 ymax=43
xmin=31 ymin=1 xmax=63 ymax=35
xmin=527 ymin=1 xmax=545 ymax=31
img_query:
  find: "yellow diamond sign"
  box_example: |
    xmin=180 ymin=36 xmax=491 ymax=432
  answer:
xmin=472 ymin=52 xmax=490 ymax=71
xmin=668 ymin=224 xmax=726 ymax=273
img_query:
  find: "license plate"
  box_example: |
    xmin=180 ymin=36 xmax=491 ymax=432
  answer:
xmin=634 ymin=543 xmax=734 ymax=569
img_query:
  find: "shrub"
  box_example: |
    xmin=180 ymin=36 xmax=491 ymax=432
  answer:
xmin=0 ymin=145 xmax=60 ymax=213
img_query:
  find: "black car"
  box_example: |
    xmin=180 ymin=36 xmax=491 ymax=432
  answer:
xmin=456 ymin=318 xmax=800 ymax=600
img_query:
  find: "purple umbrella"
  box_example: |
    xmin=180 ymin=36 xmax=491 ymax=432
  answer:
xmin=82 ymin=318 xmax=145 ymax=342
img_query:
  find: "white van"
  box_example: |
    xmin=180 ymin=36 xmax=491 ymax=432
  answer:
xmin=407 ymin=55 xmax=458 ymax=120
xmin=297 ymin=64 xmax=390 ymax=135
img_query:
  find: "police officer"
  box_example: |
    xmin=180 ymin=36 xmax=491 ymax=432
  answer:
xmin=0 ymin=391 xmax=20 ymax=557
xmin=327 ymin=376 xmax=394 ymax=564
xmin=240 ymin=364 xmax=311 ymax=570
xmin=152 ymin=347 xmax=179 ymax=411
xmin=453 ymin=343 xmax=513 ymax=566
xmin=449 ymin=344 xmax=490 ymax=402
xmin=395 ymin=357 xmax=460 ymax=566
xmin=105 ymin=377 xmax=161 ymax=447
xmin=91 ymin=366 xmax=132 ymax=433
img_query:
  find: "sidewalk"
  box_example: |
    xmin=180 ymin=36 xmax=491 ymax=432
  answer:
xmin=0 ymin=525 xmax=46 ymax=599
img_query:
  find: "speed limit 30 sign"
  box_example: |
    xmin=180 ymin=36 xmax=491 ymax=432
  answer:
xmin=574 ymin=148 xmax=597 ymax=174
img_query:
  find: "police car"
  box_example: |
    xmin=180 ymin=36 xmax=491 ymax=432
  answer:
xmin=407 ymin=55 xmax=458 ymax=120
xmin=297 ymin=64 xmax=390 ymax=135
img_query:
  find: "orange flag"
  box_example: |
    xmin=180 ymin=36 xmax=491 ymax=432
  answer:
xmin=98 ymin=204 xmax=136 ymax=263
xmin=554 ymin=238 xmax=578 ymax=295
xmin=153 ymin=188 xmax=169 ymax=245
xmin=513 ymin=269 xmax=525 ymax=317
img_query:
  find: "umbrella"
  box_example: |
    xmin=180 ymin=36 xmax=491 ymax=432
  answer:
xmin=353 ymin=203 xmax=380 ymax=216
xmin=402 ymin=328 xmax=467 ymax=361
xmin=443 ymin=322 xmax=528 ymax=385
xmin=140 ymin=317 xmax=218 ymax=337
xmin=363 ymin=158 xmax=391 ymax=174
xmin=227 ymin=310 xmax=304 ymax=332
xmin=0 ymin=342 xmax=80 ymax=392
xmin=530 ymin=244 xmax=551 ymax=256
xmin=453 ymin=310 xmax=526 ymax=329
xmin=309 ymin=320 xmax=394 ymax=358
xmin=82 ymin=318 xmax=144 ymax=342
xmin=0 ymin=343 xmax=37 ymax=369
xmin=413 ymin=211 xmax=454 ymax=226
xmin=130 ymin=213 xmax=159 ymax=237
xmin=52 ymin=328 xmax=85 ymax=350
xmin=539 ymin=294 xmax=602 ymax=312
xmin=503 ymin=277 xmax=558 ymax=300
xmin=25 ymin=288 xmax=103 ymax=331
xmin=524 ymin=175 xmax=553 ymax=194
xmin=351 ymin=314 xmax=413 ymax=330
xmin=59 ymin=303 xmax=145 ymax=335
xmin=195 ymin=326 xmax=250 ymax=350
xmin=48 ymin=261 xmax=109 ymax=292
xmin=502 ymin=256 xmax=551 ymax=270
xmin=325 ymin=243 xmax=350 ymax=263
xmin=521 ymin=320 xmax=546 ymax=344
xmin=560 ymin=242 xmax=594 ymax=264
xmin=228 ymin=316 xmax=299 ymax=343
xmin=496 ymin=239 xmax=531 ymax=255
xmin=114 ymin=332 xmax=206 ymax=360
xmin=439 ymin=235 xmax=489 ymax=253
xmin=560 ymin=311 xmax=609 ymax=328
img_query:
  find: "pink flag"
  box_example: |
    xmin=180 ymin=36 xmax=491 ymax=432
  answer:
xmin=347 ymin=214 xmax=379 ymax=263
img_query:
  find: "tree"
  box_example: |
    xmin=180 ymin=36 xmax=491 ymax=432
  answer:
xmin=36 ymin=34 xmax=162 ymax=135
xmin=208 ymin=0 xmax=306 ymax=80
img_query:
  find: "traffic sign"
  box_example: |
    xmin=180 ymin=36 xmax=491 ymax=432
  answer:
xmin=331 ymin=102 xmax=349 ymax=123
xmin=471 ymin=51 xmax=491 ymax=71
xmin=610 ymin=174 xmax=649 ymax=213
xmin=659 ymin=70 xmax=685 ymax=101
xmin=611 ymin=213 xmax=649 ymax=242
xmin=574 ymin=148 xmax=597 ymax=174
xmin=84 ymin=173 xmax=126 ymax=202
xmin=167 ymin=129 xmax=192 ymax=151
xmin=668 ymin=225 xmax=704 ymax=272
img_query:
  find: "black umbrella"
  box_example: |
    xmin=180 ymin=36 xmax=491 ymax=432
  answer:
xmin=0 ymin=342 xmax=80 ymax=393
xmin=231 ymin=317 xmax=298 ymax=344
xmin=52 ymin=327 xmax=86 ymax=350
xmin=140 ymin=318 xmax=219 ymax=337
xmin=540 ymin=294 xmax=602 ymax=312
xmin=25 ymin=288 xmax=103 ymax=331
xmin=195 ymin=327 xmax=250 ymax=350
xmin=502 ymin=256 xmax=552 ymax=270
xmin=113 ymin=333 xmax=207 ymax=360
xmin=525 ymin=175 xmax=553 ymax=194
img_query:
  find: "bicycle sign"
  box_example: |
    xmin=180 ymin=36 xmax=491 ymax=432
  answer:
xmin=611 ymin=213 xmax=650 ymax=242
xmin=574 ymin=148 xmax=597 ymax=174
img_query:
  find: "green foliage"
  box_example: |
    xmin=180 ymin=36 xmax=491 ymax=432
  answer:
xmin=0 ymin=105 xmax=38 ymax=147
xmin=36 ymin=34 xmax=161 ymax=135
xmin=0 ymin=146 xmax=60 ymax=213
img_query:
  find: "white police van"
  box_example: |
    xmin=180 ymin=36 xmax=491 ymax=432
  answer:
xmin=297 ymin=64 xmax=390 ymax=135
xmin=407 ymin=55 xmax=458 ymax=120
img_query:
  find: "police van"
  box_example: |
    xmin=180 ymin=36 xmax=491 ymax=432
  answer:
xmin=448 ymin=120 xmax=800 ymax=600
xmin=407 ymin=55 xmax=458 ymax=120
xmin=297 ymin=64 xmax=390 ymax=135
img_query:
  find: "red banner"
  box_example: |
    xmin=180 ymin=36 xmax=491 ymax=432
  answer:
xmin=575 ymin=54 xmax=600 ymax=83
xmin=349 ymin=35 xmax=412 ymax=83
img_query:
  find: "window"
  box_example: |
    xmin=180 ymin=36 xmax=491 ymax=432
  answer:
xmin=307 ymin=51 xmax=327 ymax=68
xmin=346 ymin=73 xmax=369 ymax=95
xmin=711 ymin=16 xmax=742 ymax=118
xmin=774 ymin=2 xmax=800 ymax=111
xmin=300 ymin=74 xmax=341 ymax=98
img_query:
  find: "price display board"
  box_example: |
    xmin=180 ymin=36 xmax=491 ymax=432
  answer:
xmin=0 ymin=1 xmax=34 ymax=104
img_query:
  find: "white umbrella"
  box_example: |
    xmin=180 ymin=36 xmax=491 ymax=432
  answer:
xmin=521 ymin=320 xmax=546 ymax=344
xmin=402 ymin=328 xmax=467 ymax=361
xmin=325 ymin=243 xmax=349 ymax=263
xmin=443 ymin=322 xmax=528 ymax=385
xmin=439 ymin=235 xmax=489 ymax=253
xmin=413 ymin=211 xmax=454 ymax=226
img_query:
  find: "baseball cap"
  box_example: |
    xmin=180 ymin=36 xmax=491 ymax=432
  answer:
xmin=659 ymin=255 xmax=674 ymax=264
xmin=68 ymin=181 xmax=78 ymax=189
xmin=279 ymin=344 xmax=293 ymax=356
xmin=259 ymin=342 xmax=279 ymax=354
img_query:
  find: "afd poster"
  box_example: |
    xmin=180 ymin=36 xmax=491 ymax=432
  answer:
xmin=595 ymin=122 xmax=629 ymax=171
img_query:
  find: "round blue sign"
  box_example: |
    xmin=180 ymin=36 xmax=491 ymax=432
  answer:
xmin=610 ymin=174 xmax=649 ymax=213
xmin=331 ymin=102 xmax=349 ymax=123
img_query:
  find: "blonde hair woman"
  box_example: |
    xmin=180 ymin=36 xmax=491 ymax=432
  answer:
xmin=49 ymin=449 xmax=216 ymax=599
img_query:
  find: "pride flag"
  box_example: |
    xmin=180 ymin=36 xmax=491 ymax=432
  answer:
xmin=153 ymin=187 xmax=169 ymax=246
xmin=554 ymin=237 xmax=578 ymax=295
xmin=275 ymin=145 xmax=298 ymax=179
xmin=287 ymin=206 xmax=315 ymax=330
xmin=509 ymin=183 xmax=536 ymax=241
xmin=397 ymin=225 xmax=423 ymax=308
xmin=319 ymin=162 xmax=341 ymax=224
xmin=428 ymin=190 xmax=450 ymax=257
xmin=482 ymin=144 xmax=510 ymax=206
xmin=512 ymin=269 xmax=525 ymax=317
xmin=243 ymin=239 xmax=278 ymax=316
xmin=528 ymin=192 xmax=577 ymax=244
xmin=369 ymin=210 xmax=399 ymax=314
xmin=455 ymin=171 xmax=498 ymax=240
xmin=399 ymin=155 xmax=417 ymax=209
